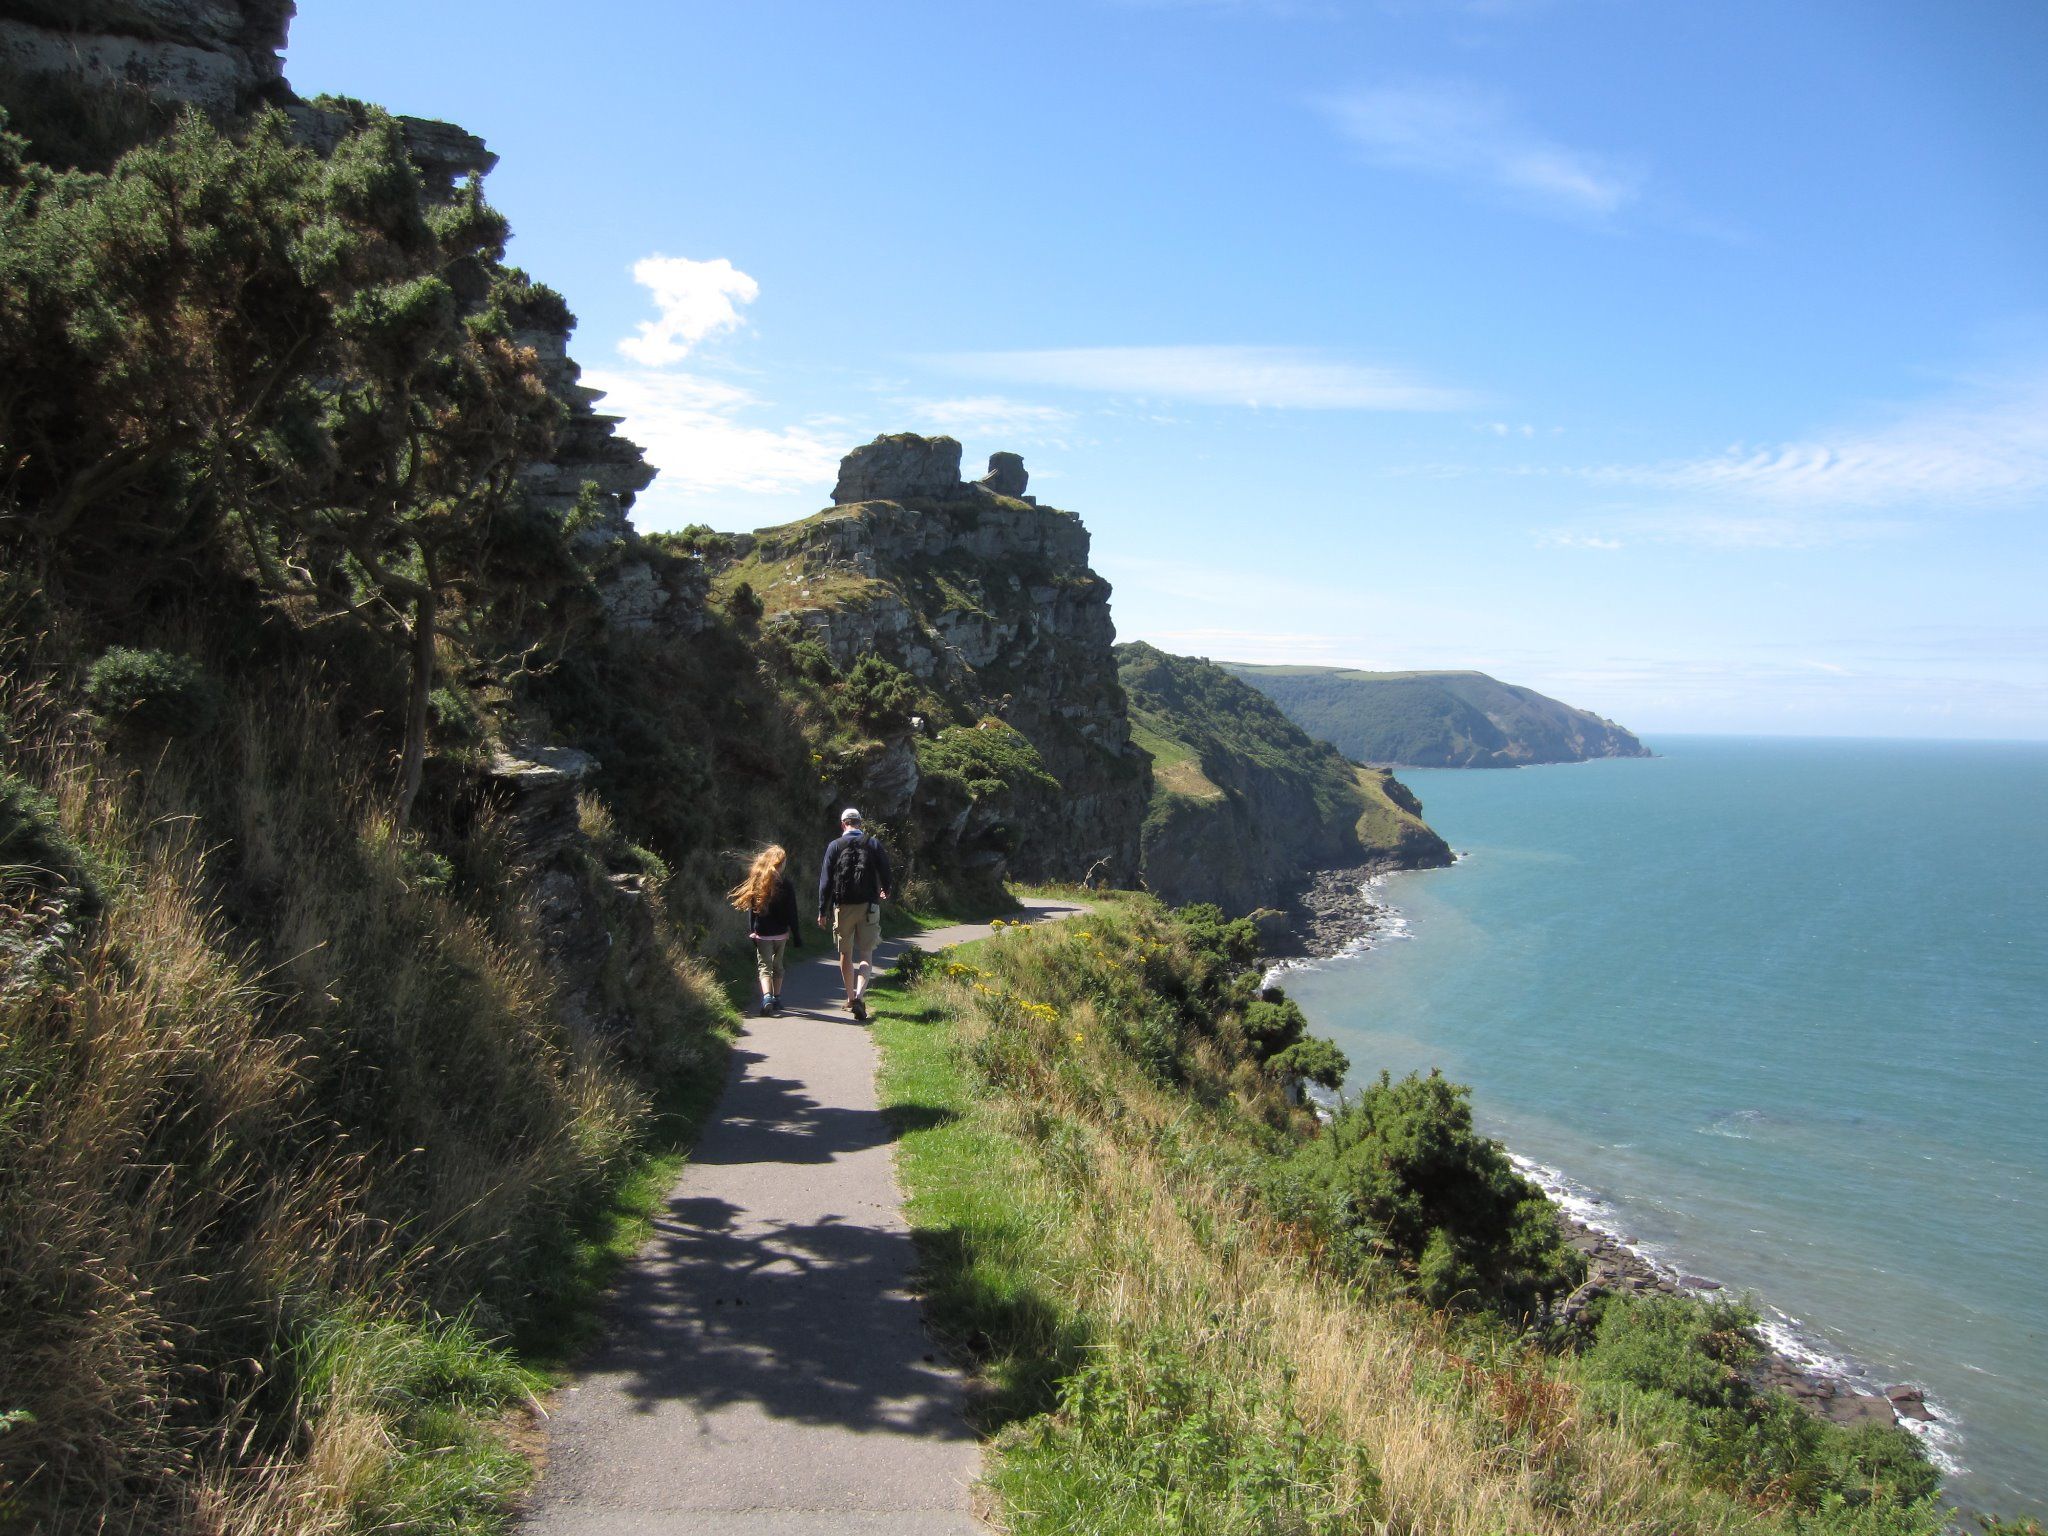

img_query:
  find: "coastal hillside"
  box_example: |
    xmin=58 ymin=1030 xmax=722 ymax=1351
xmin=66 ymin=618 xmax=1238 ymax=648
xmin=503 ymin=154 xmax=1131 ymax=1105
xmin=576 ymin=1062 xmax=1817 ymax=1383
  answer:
xmin=0 ymin=6 xmax=1990 ymax=1535
xmin=869 ymin=901 xmax=1952 ymax=1536
xmin=1227 ymin=664 xmax=1649 ymax=768
xmin=1117 ymin=643 xmax=1450 ymax=912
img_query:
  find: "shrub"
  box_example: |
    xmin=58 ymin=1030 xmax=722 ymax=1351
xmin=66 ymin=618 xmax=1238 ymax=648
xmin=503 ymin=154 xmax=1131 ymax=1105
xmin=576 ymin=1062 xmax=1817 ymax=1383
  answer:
xmin=916 ymin=718 xmax=1059 ymax=804
xmin=1579 ymin=1295 xmax=1942 ymax=1515
xmin=842 ymin=654 xmax=916 ymax=731
xmin=83 ymin=647 xmax=222 ymax=737
xmin=1268 ymin=1069 xmax=1582 ymax=1314
xmin=1241 ymin=995 xmax=1308 ymax=1058
xmin=1267 ymin=1035 xmax=1349 ymax=1089
xmin=726 ymin=580 xmax=765 ymax=624
xmin=1173 ymin=903 xmax=1260 ymax=967
xmin=428 ymin=682 xmax=485 ymax=746
xmin=0 ymin=767 xmax=105 ymax=916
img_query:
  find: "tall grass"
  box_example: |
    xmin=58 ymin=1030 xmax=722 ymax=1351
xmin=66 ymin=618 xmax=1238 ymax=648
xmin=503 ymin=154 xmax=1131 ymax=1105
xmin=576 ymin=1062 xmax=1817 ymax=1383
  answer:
xmin=0 ymin=667 xmax=731 ymax=1534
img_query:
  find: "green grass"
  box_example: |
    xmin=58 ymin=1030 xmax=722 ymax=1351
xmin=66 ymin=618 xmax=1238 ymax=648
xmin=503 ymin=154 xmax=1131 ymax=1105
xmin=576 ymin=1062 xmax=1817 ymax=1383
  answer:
xmin=290 ymin=1308 xmax=544 ymax=1535
xmin=710 ymin=547 xmax=883 ymax=618
xmin=1127 ymin=714 xmax=1223 ymax=802
xmin=869 ymin=957 xmax=1087 ymax=1426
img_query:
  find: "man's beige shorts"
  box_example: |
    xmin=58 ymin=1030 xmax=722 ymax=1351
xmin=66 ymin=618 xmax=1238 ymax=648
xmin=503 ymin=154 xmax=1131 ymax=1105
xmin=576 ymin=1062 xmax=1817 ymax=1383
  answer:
xmin=832 ymin=902 xmax=880 ymax=958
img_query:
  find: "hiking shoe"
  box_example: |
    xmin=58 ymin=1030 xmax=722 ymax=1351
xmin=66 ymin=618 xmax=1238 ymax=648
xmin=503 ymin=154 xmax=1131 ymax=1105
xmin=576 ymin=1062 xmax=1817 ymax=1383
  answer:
xmin=850 ymin=995 xmax=867 ymax=1022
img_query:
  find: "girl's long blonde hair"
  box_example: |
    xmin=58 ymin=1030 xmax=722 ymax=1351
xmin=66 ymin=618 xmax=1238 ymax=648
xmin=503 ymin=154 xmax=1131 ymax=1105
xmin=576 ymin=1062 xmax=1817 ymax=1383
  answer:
xmin=728 ymin=845 xmax=788 ymax=914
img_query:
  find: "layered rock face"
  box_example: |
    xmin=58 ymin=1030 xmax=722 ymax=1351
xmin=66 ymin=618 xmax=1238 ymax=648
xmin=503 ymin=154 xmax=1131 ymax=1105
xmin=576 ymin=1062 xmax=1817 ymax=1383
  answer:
xmin=728 ymin=435 xmax=1151 ymax=885
xmin=0 ymin=0 xmax=292 ymax=115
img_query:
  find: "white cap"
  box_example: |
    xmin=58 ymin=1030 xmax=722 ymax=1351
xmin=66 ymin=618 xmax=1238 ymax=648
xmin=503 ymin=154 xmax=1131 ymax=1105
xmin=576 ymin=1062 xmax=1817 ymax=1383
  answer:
xmin=840 ymin=807 xmax=863 ymax=824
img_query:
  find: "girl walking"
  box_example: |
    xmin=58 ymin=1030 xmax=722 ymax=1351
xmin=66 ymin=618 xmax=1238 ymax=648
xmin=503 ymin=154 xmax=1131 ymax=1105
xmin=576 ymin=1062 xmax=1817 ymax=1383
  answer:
xmin=730 ymin=845 xmax=802 ymax=1015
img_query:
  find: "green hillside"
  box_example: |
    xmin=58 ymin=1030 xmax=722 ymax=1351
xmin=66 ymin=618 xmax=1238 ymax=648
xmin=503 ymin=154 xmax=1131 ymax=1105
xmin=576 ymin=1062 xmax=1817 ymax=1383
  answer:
xmin=1224 ymin=665 xmax=1650 ymax=768
xmin=1118 ymin=644 xmax=1450 ymax=910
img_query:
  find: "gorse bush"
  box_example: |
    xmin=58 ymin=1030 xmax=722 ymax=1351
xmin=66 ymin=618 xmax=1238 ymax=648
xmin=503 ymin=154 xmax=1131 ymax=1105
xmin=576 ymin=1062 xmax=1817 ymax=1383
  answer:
xmin=83 ymin=646 xmax=223 ymax=736
xmin=842 ymin=653 xmax=917 ymax=731
xmin=1266 ymin=1069 xmax=1584 ymax=1315
xmin=1266 ymin=1034 xmax=1349 ymax=1090
xmin=1 ymin=102 xmax=570 ymax=820
xmin=1579 ymin=1295 xmax=1940 ymax=1520
xmin=918 ymin=717 xmax=1059 ymax=803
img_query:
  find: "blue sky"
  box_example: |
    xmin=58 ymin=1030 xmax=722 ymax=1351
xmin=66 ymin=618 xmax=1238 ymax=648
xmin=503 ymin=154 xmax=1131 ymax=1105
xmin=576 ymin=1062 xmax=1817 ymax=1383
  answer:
xmin=288 ymin=0 xmax=2048 ymax=739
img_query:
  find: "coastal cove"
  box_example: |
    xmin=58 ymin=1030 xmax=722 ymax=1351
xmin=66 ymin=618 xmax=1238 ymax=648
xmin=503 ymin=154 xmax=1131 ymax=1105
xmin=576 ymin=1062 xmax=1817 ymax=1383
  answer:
xmin=1284 ymin=736 xmax=2048 ymax=1520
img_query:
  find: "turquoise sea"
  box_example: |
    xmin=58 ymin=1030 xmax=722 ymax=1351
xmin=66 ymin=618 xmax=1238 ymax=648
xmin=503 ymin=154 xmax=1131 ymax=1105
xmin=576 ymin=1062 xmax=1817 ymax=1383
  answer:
xmin=1284 ymin=736 xmax=2048 ymax=1518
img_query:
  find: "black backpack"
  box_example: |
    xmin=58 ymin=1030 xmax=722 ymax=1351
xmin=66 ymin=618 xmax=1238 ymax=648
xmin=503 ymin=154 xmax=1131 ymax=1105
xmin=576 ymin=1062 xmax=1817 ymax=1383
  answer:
xmin=830 ymin=833 xmax=878 ymax=905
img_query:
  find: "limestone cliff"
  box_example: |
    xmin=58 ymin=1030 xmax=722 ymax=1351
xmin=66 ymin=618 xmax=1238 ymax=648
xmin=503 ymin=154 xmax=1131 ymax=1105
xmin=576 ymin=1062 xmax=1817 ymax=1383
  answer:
xmin=1120 ymin=643 xmax=1451 ymax=912
xmin=710 ymin=435 xmax=1151 ymax=887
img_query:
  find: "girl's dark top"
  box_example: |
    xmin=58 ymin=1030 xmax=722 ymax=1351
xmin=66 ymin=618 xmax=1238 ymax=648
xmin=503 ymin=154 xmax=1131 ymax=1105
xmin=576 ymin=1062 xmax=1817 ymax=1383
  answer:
xmin=749 ymin=874 xmax=802 ymax=943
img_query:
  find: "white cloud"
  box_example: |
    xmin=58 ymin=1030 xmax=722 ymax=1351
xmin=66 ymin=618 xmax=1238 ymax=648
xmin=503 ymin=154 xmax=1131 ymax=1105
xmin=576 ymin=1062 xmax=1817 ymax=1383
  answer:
xmin=590 ymin=254 xmax=843 ymax=518
xmin=582 ymin=367 xmax=841 ymax=502
xmin=930 ymin=345 xmax=1471 ymax=410
xmin=1319 ymin=81 xmax=1642 ymax=217
xmin=1600 ymin=374 xmax=2048 ymax=511
xmin=616 ymin=255 xmax=760 ymax=366
xmin=1539 ymin=531 xmax=1624 ymax=550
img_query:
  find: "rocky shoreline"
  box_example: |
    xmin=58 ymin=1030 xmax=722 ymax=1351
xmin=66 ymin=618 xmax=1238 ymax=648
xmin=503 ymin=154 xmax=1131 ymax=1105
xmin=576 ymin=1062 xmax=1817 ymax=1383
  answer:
xmin=1267 ymin=861 xmax=1407 ymax=958
xmin=1274 ymin=861 xmax=1934 ymax=1437
xmin=1554 ymin=1217 xmax=1928 ymax=1431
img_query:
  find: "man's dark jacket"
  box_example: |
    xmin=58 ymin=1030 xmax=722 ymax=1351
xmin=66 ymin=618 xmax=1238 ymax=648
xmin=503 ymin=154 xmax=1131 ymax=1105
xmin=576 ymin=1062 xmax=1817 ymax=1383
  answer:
xmin=817 ymin=830 xmax=892 ymax=921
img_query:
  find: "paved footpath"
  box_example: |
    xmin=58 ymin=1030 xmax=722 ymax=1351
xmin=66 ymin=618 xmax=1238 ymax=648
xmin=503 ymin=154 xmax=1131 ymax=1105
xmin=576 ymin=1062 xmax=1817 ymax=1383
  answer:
xmin=520 ymin=896 xmax=1085 ymax=1536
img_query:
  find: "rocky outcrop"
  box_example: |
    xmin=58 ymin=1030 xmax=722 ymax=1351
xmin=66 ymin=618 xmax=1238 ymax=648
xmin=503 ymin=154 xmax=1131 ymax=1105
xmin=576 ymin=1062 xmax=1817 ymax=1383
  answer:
xmin=726 ymin=435 xmax=1151 ymax=885
xmin=486 ymin=743 xmax=598 ymax=863
xmin=832 ymin=433 xmax=965 ymax=506
xmin=0 ymin=0 xmax=291 ymax=116
xmin=977 ymin=451 xmax=1029 ymax=499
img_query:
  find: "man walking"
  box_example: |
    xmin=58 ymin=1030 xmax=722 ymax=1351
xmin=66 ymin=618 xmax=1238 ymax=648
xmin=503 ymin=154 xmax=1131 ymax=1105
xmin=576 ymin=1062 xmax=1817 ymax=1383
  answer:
xmin=817 ymin=807 xmax=892 ymax=1020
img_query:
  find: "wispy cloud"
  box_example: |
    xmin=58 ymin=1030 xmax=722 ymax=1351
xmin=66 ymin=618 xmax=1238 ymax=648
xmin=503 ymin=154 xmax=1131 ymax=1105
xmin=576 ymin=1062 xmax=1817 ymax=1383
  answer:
xmin=1319 ymin=81 xmax=1642 ymax=217
xmin=1528 ymin=371 xmax=2048 ymax=550
xmin=895 ymin=394 xmax=1076 ymax=440
xmin=929 ymin=345 xmax=1472 ymax=410
xmin=1539 ymin=531 xmax=1624 ymax=550
xmin=1596 ymin=373 xmax=2048 ymax=510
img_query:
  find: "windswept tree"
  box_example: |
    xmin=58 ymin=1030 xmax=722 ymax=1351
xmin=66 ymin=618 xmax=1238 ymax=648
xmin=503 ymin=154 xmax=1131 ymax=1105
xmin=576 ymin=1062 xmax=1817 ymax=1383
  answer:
xmin=0 ymin=103 xmax=571 ymax=819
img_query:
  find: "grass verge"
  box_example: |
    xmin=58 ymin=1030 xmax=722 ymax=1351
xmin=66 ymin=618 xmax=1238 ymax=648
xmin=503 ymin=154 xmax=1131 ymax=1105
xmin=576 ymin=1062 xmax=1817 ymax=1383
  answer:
xmin=870 ymin=902 xmax=1950 ymax=1536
